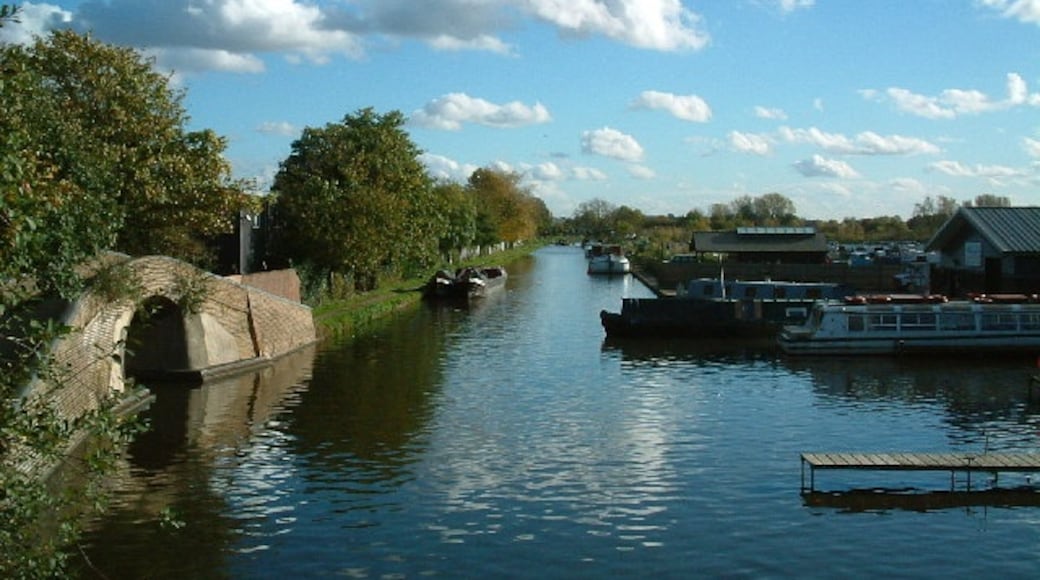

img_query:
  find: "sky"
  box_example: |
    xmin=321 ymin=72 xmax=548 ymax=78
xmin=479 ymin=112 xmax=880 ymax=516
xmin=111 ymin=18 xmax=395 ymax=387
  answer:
xmin=3 ymin=1 xmax=1040 ymax=220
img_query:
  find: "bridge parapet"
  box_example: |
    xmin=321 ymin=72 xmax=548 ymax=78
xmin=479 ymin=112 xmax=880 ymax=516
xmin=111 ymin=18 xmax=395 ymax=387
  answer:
xmin=32 ymin=255 xmax=316 ymax=434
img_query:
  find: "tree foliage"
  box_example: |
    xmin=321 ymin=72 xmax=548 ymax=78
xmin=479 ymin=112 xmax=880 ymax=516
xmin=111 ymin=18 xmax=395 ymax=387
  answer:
xmin=4 ymin=29 xmax=249 ymax=266
xmin=466 ymin=167 xmax=541 ymax=244
xmin=272 ymin=108 xmax=438 ymax=290
xmin=2 ymin=22 xmax=239 ymax=576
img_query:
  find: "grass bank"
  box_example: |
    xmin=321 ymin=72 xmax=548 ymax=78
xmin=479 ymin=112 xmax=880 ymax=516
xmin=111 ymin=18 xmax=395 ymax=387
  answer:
xmin=312 ymin=242 xmax=545 ymax=340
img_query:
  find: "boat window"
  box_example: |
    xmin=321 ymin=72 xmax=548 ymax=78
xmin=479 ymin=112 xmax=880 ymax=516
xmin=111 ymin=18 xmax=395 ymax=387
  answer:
xmin=806 ymin=288 xmax=821 ymax=299
xmin=848 ymin=315 xmax=865 ymax=332
xmin=940 ymin=312 xmax=975 ymax=331
xmin=980 ymin=313 xmax=1018 ymax=331
xmin=869 ymin=314 xmax=898 ymax=331
xmin=1022 ymin=314 xmax=1040 ymax=330
xmin=775 ymin=287 xmax=787 ymax=299
xmin=702 ymin=285 xmax=714 ymax=297
xmin=744 ymin=287 xmax=757 ymax=298
xmin=901 ymin=313 xmax=936 ymax=330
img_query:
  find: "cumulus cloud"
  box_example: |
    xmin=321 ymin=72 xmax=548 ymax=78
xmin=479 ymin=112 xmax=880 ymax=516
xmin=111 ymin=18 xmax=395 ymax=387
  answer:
xmin=792 ymin=155 xmax=860 ymax=178
xmin=411 ymin=93 xmax=551 ymax=130
xmin=929 ymin=160 xmax=1024 ymax=178
xmin=728 ymin=131 xmax=772 ymax=155
xmin=630 ymin=90 xmax=712 ymax=122
xmin=581 ymin=127 xmax=645 ymax=162
xmin=527 ymin=162 xmax=566 ymax=181
xmin=525 ymin=0 xmax=710 ymax=51
xmin=420 ymin=152 xmax=479 ymax=181
xmin=0 ymin=2 xmax=71 ymax=44
xmin=2 ymin=0 xmax=711 ymax=74
xmin=864 ymin=73 xmax=1040 ymax=119
xmin=778 ymin=126 xmax=940 ymax=155
xmin=754 ymin=106 xmax=787 ymax=120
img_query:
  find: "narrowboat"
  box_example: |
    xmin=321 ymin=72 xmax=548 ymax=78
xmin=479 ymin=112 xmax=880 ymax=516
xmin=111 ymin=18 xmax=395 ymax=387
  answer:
xmin=586 ymin=244 xmax=631 ymax=275
xmin=424 ymin=266 xmax=507 ymax=300
xmin=777 ymin=294 xmax=1040 ymax=355
xmin=599 ymin=278 xmax=852 ymax=338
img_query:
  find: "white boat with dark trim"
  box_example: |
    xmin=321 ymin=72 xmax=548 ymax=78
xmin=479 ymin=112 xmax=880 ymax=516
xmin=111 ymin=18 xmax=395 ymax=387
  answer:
xmin=778 ymin=293 xmax=1040 ymax=356
xmin=586 ymin=244 xmax=631 ymax=275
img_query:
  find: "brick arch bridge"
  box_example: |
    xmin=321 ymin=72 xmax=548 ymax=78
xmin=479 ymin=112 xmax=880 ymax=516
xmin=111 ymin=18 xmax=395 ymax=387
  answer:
xmin=33 ymin=254 xmax=316 ymax=427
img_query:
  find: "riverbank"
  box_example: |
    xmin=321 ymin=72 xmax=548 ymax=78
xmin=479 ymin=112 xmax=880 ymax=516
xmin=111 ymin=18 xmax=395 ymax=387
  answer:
xmin=312 ymin=242 xmax=545 ymax=340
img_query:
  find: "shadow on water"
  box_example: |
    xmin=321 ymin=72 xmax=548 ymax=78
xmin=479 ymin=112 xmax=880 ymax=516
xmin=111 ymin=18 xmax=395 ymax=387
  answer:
xmin=803 ymin=486 xmax=1040 ymax=513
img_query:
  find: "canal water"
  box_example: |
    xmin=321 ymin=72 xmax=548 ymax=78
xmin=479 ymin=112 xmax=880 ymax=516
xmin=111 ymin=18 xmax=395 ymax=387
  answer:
xmin=79 ymin=245 xmax=1040 ymax=578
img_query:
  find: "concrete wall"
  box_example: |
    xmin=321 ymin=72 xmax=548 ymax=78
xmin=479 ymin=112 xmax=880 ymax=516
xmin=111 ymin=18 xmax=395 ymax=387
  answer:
xmin=26 ymin=255 xmax=316 ymax=447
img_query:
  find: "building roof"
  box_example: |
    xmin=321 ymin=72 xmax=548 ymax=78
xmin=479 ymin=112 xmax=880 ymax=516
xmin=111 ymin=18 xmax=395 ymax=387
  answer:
xmin=692 ymin=229 xmax=828 ymax=253
xmin=925 ymin=207 xmax=1040 ymax=254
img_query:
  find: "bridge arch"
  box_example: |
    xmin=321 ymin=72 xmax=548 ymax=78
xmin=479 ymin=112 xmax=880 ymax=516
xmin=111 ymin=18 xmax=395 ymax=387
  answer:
xmin=34 ymin=254 xmax=316 ymax=424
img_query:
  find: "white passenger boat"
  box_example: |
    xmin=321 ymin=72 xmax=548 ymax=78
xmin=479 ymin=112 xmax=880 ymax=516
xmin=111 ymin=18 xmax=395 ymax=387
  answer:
xmin=778 ymin=294 xmax=1040 ymax=355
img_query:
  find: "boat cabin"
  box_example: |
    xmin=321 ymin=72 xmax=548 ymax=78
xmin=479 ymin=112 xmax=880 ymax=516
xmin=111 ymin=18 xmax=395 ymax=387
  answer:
xmin=677 ymin=278 xmax=851 ymax=301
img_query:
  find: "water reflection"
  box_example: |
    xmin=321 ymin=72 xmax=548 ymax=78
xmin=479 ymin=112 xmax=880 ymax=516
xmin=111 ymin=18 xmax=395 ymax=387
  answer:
xmin=79 ymin=345 xmax=316 ymax=578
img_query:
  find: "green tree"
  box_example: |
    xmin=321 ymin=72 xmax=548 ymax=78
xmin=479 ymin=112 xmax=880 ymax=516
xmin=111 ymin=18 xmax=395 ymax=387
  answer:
xmin=272 ymin=108 xmax=436 ymax=290
xmin=572 ymin=198 xmax=617 ymax=239
xmin=467 ymin=167 xmax=539 ymax=244
xmin=431 ymin=181 xmax=477 ymax=260
xmin=752 ymin=192 xmax=799 ymax=226
xmin=2 ymin=13 xmax=143 ymax=577
xmin=965 ymin=194 xmax=1011 ymax=207
xmin=5 ymin=29 xmax=248 ymax=266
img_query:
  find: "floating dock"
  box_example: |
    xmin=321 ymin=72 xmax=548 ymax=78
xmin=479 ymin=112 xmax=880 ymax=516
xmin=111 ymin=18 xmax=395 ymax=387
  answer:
xmin=800 ymin=452 xmax=1040 ymax=492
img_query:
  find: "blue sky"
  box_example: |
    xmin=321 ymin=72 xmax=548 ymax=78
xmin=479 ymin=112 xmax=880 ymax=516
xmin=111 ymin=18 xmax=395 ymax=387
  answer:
xmin=4 ymin=1 xmax=1040 ymax=220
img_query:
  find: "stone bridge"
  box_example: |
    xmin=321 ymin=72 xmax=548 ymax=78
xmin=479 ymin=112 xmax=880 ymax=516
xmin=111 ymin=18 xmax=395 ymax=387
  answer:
xmin=27 ymin=254 xmax=316 ymax=430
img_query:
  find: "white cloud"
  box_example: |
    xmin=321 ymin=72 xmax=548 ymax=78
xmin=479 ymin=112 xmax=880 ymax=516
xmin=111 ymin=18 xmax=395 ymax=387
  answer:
xmin=871 ymin=73 xmax=1040 ymax=118
xmin=778 ymin=126 xmax=940 ymax=155
xmin=528 ymin=162 xmax=565 ymax=181
xmin=411 ymin=93 xmax=551 ymax=130
xmin=631 ymin=90 xmax=712 ymax=122
xmin=728 ymin=131 xmax=772 ymax=155
xmin=427 ymin=34 xmax=513 ymax=54
xmin=525 ymin=0 xmax=710 ymax=51
xmin=792 ymin=155 xmax=860 ymax=178
xmin=257 ymin=121 xmax=298 ymax=137
xmin=5 ymin=0 xmax=710 ymax=75
xmin=0 ymin=2 xmax=71 ymax=44
xmin=581 ymin=127 xmax=645 ymax=162
xmin=420 ymin=152 xmax=479 ymax=181
xmin=778 ymin=0 xmax=816 ymax=13
xmin=978 ymin=0 xmax=1040 ymax=25
xmin=627 ymin=164 xmax=656 ymax=179
xmin=572 ymin=166 xmax=608 ymax=180
xmin=929 ymin=160 xmax=1024 ymax=178
xmin=754 ymin=106 xmax=787 ymax=120
xmin=1024 ymin=137 xmax=1040 ymax=158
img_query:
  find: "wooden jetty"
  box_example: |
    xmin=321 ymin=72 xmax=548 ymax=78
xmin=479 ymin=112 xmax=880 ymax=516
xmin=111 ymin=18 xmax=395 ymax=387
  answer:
xmin=800 ymin=452 xmax=1040 ymax=493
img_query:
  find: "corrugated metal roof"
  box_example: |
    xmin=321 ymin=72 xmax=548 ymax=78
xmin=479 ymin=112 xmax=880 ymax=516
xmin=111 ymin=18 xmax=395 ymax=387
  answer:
xmin=926 ymin=207 xmax=1040 ymax=254
xmin=692 ymin=231 xmax=828 ymax=253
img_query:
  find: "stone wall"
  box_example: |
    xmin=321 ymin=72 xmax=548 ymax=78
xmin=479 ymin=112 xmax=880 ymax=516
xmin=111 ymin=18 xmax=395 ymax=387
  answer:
xmin=24 ymin=255 xmax=316 ymax=453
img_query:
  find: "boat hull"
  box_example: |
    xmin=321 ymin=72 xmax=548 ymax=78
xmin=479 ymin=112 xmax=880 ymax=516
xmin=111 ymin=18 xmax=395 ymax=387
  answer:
xmin=600 ymin=297 xmax=818 ymax=339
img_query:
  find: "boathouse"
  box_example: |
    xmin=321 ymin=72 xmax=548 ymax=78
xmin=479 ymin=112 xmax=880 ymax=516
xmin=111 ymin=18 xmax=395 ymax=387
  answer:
xmin=688 ymin=227 xmax=829 ymax=264
xmin=925 ymin=206 xmax=1040 ymax=295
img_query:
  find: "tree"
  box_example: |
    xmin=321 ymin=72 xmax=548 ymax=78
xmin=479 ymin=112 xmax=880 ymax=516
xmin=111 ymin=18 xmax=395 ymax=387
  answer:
xmin=572 ymin=198 xmax=617 ymax=239
xmin=965 ymin=194 xmax=1011 ymax=207
xmin=752 ymin=193 xmax=799 ymax=226
xmin=467 ymin=167 xmax=540 ymax=244
xmin=272 ymin=108 xmax=436 ymax=290
xmin=2 ymin=19 xmax=145 ymax=578
xmin=5 ymin=29 xmax=249 ymax=266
